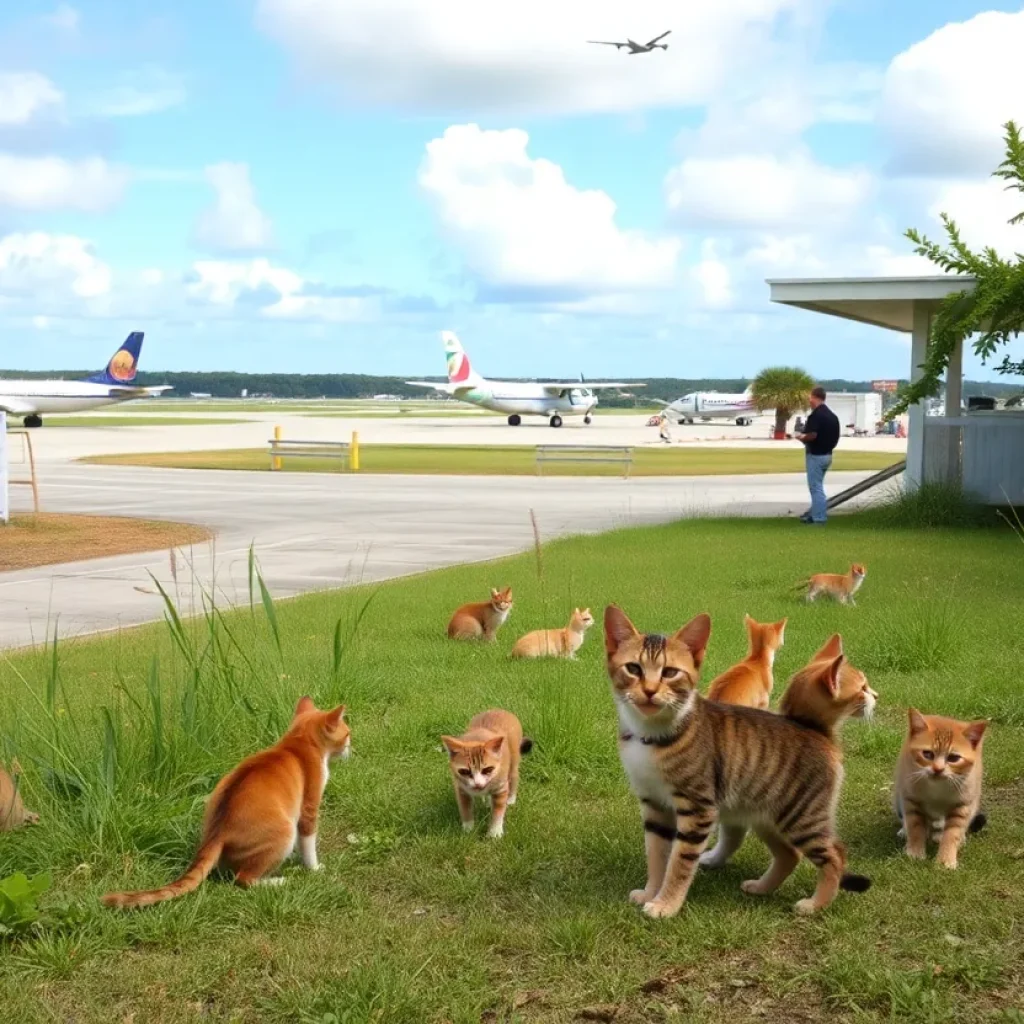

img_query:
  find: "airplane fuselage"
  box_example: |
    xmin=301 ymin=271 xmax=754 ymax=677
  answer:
xmin=456 ymin=382 xmax=599 ymax=418
xmin=0 ymin=379 xmax=159 ymax=415
xmin=669 ymin=391 xmax=759 ymax=425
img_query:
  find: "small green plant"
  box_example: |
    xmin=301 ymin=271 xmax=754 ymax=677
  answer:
xmin=864 ymin=481 xmax=996 ymax=529
xmin=864 ymin=598 xmax=965 ymax=673
xmin=0 ymin=871 xmax=83 ymax=940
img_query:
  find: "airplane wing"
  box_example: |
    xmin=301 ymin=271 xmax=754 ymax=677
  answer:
xmin=587 ymin=40 xmax=626 ymax=48
xmin=0 ymin=397 xmax=36 ymax=415
xmin=405 ymin=380 xmax=475 ymax=396
xmin=646 ymin=30 xmax=672 ymax=45
xmin=107 ymin=385 xmax=175 ymax=397
xmin=537 ymin=382 xmax=645 ymax=394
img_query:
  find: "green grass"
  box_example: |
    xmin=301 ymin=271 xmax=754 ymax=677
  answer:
xmin=81 ymin=444 xmax=902 ymax=477
xmin=45 ymin=416 xmax=251 ymax=428
xmin=1 ymin=513 xmax=1022 ymax=1022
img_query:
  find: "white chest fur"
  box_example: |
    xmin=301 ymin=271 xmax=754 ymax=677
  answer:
xmin=616 ymin=703 xmax=676 ymax=809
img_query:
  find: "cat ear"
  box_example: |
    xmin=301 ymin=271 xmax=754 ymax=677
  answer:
xmin=325 ymin=704 xmax=346 ymax=729
xmin=907 ymin=708 xmax=928 ymax=736
xmin=674 ymin=613 xmax=712 ymax=669
xmin=490 ymin=588 xmax=499 ymax=599
xmin=963 ymin=720 xmax=988 ymax=749
xmin=743 ymin=613 xmax=755 ymax=629
xmin=604 ymin=605 xmax=639 ymax=654
xmin=814 ymin=633 xmax=843 ymax=662
xmin=817 ymin=655 xmax=844 ymax=697
xmin=440 ymin=736 xmax=464 ymax=757
xmin=293 ymin=695 xmax=316 ymax=719
xmin=776 ymin=617 xmax=788 ymax=636
xmin=484 ymin=735 xmax=505 ymax=755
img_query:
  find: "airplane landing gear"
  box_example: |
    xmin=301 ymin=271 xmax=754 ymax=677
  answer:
xmin=549 ymin=414 xmax=563 ymax=428
xmin=23 ymin=415 xmax=42 ymax=428
xmin=507 ymin=414 xmax=522 ymax=426
xmin=583 ymin=414 xmax=592 ymax=425
xmin=736 ymin=417 xmax=753 ymax=427
xmin=679 ymin=417 xmax=694 ymax=425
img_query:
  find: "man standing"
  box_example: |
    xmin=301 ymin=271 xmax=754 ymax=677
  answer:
xmin=796 ymin=386 xmax=840 ymax=524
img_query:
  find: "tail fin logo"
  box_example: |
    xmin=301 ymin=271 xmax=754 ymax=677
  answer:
xmin=108 ymin=347 xmax=138 ymax=383
xmin=447 ymin=349 xmax=472 ymax=384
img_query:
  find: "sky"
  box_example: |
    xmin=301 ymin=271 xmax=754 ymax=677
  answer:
xmin=1 ymin=0 xmax=1023 ymax=381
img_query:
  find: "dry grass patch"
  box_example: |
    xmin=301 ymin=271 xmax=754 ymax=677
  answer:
xmin=0 ymin=514 xmax=211 ymax=572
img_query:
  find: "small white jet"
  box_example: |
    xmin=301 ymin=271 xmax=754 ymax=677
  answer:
xmin=0 ymin=332 xmax=172 ymax=427
xmin=406 ymin=332 xmax=642 ymax=427
xmin=656 ymin=387 xmax=760 ymax=427
xmin=587 ymin=30 xmax=671 ymax=53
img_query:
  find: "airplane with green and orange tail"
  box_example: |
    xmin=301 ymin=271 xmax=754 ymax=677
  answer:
xmin=406 ymin=332 xmax=642 ymax=428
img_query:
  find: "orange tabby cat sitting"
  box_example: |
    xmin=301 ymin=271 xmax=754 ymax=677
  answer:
xmin=441 ymin=709 xmax=531 ymax=839
xmin=894 ymin=708 xmax=988 ymax=870
xmin=103 ymin=697 xmax=351 ymax=909
xmin=512 ymin=607 xmax=594 ymax=659
xmin=798 ymin=563 xmax=866 ymax=605
xmin=706 ymin=614 xmax=787 ymax=709
xmin=447 ymin=587 xmax=513 ymax=642
xmin=1 ymin=761 xmax=40 ymax=832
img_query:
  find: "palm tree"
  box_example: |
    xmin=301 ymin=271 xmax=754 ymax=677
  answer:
xmin=751 ymin=366 xmax=815 ymax=439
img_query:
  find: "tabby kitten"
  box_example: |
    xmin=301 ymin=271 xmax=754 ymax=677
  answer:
xmin=894 ymin=708 xmax=988 ymax=869
xmin=799 ymin=563 xmax=866 ymax=605
xmin=442 ymin=709 xmax=532 ymax=838
xmin=511 ymin=607 xmax=594 ymax=659
xmin=706 ymin=614 xmax=787 ymax=709
xmin=605 ymin=605 xmax=869 ymax=918
xmin=447 ymin=587 xmax=513 ymax=642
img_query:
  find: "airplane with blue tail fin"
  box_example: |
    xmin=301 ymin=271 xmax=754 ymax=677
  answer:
xmin=0 ymin=331 xmax=172 ymax=427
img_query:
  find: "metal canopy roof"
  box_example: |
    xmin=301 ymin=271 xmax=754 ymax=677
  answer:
xmin=767 ymin=275 xmax=978 ymax=333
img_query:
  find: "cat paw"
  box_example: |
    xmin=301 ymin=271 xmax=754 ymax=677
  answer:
xmin=487 ymin=827 xmax=504 ymax=839
xmin=255 ymin=876 xmax=287 ymax=888
xmin=741 ymin=879 xmax=770 ymax=896
xmin=25 ymin=811 xmax=40 ymax=825
xmin=793 ymin=898 xmax=818 ymax=916
xmin=307 ymin=862 xmax=324 ymax=872
xmin=461 ymin=821 xmax=475 ymax=833
xmin=896 ymin=826 xmax=906 ymax=839
xmin=905 ymin=845 xmax=927 ymax=861
xmin=936 ymin=852 xmax=958 ymax=870
xmin=629 ymin=888 xmax=654 ymax=905
xmin=699 ymin=850 xmax=726 ymax=868
xmin=642 ymin=899 xmax=677 ymax=920
xmin=507 ymin=794 xmax=517 ymax=806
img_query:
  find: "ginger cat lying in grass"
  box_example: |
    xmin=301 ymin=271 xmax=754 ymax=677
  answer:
xmin=894 ymin=708 xmax=988 ymax=870
xmin=706 ymin=615 xmax=787 ymax=709
xmin=442 ymin=709 xmax=532 ymax=839
xmin=799 ymin=563 xmax=866 ymax=605
xmin=447 ymin=587 xmax=513 ymax=642
xmin=1 ymin=762 xmax=39 ymax=831
xmin=512 ymin=607 xmax=594 ymax=659
xmin=103 ymin=697 xmax=350 ymax=909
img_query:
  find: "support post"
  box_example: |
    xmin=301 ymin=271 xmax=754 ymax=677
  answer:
xmin=272 ymin=424 xmax=282 ymax=471
xmin=904 ymin=302 xmax=930 ymax=491
xmin=0 ymin=412 xmax=8 ymax=525
xmin=350 ymin=431 xmax=359 ymax=471
xmin=945 ymin=336 xmax=964 ymax=485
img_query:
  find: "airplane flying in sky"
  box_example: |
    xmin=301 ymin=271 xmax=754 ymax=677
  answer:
xmin=0 ymin=332 xmax=172 ymax=427
xmin=655 ymin=387 xmax=760 ymax=427
xmin=587 ymin=30 xmax=671 ymax=53
xmin=406 ymin=332 xmax=642 ymax=427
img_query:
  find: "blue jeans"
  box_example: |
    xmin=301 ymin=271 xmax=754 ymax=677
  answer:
xmin=806 ymin=453 xmax=832 ymax=523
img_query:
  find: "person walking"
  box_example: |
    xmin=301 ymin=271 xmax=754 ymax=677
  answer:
xmin=795 ymin=386 xmax=840 ymax=524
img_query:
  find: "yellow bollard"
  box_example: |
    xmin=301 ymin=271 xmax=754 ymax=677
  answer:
xmin=272 ymin=424 xmax=282 ymax=471
xmin=350 ymin=430 xmax=360 ymax=472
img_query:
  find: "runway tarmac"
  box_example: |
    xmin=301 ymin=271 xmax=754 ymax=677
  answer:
xmin=2 ymin=460 xmax=882 ymax=650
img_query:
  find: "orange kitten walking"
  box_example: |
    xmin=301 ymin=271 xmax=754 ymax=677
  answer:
xmin=706 ymin=615 xmax=787 ymax=709
xmin=512 ymin=607 xmax=595 ymax=659
xmin=447 ymin=587 xmax=513 ymax=642
xmin=1 ymin=762 xmax=39 ymax=831
xmin=798 ymin=563 xmax=866 ymax=605
xmin=103 ymin=697 xmax=351 ymax=909
xmin=441 ymin=709 xmax=532 ymax=839
xmin=894 ymin=709 xmax=988 ymax=869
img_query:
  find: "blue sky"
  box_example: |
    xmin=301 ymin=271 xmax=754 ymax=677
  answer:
xmin=1 ymin=0 xmax=1022 ymax=381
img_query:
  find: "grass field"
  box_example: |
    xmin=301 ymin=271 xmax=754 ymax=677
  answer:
xmin=0 ymin=514 xmax=211 ymax=572
xmin=82 ymin=444 xmax=902 ymax=477
xmin=1 ymin=508 xmax=1022 ymax=1023
xmin=45 ymin=416 xmax=252 ymax=428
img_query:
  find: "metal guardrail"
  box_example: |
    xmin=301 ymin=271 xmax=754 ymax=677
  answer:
xmin=535 ymin=444 xmax=634 ymax=479
xmin=800 ymin=459 xmax=906 ymax=518
xmin=269 ymin=438 xmax=350 ymax=471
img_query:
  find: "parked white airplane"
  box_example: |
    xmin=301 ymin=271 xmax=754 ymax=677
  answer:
xmin=406 ymin=332 xmax=642 ymax=427
xmin=0 ymin=332 xmax=172 ymax=427
xmin=657 ymin=387 xmax=760 ymax=427
xmin=587 ymin=30 xmax=671 ymax=53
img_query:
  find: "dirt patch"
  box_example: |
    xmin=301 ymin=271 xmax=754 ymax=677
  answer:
xmin=0 ymin=513 xmax=212 ymax=572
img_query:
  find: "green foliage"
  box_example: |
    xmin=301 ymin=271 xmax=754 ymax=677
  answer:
xmin=860 ymin=481 xmax=1000 ymax=530
xmin=893 ymin=120 xmax=1024 ymax=415
xmin=750 ymin=365 xmax=816 ymax=434
xmin=0 ymin=871 xmax=84 ymax=940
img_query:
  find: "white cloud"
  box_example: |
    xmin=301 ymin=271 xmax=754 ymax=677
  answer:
xmin=256 ymin=0 xmax=811 ymax=116
xmin=0 ymin=155 xmax=127 ymax=211
xmin=193 ymin=163 xmax=274 ymax=254
xmin=922 ymin=177 xmax=1024 ymax=261
xmin=0 ymin=71 xmax=64 ymax=125
xmin=879 ymin=9 xmax=1024 ymax=178
xmin=694 ymin=241 xmax=733 ymax=308
xmin=666 ymin=150 xmax=873 ymax=231
xmin=45 ymin=4 xmax=80 ymax=33
xmin=419 ymin=124 xmax=680 ymax=299
xmin=85 ymin=68 xmax=187 ymax=118
xmin=0 ymin=232 xmax=112 ymax=301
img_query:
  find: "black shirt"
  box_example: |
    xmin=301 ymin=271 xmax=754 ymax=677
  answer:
xmin=803 ymin=404 xmax=840 ymax=456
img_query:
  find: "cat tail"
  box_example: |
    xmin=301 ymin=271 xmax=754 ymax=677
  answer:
xmin=520 ymin=738 xmax=534 ymax=755
xmin=791 ymin=578 xmax=810 ymax=591
xmin=968 ymin=812 xmax=987 ymax=834
xmin=834 ymin=840 xmax=871 ymax=893
xmin=102 ymin=838 xmax=223 ymax=910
